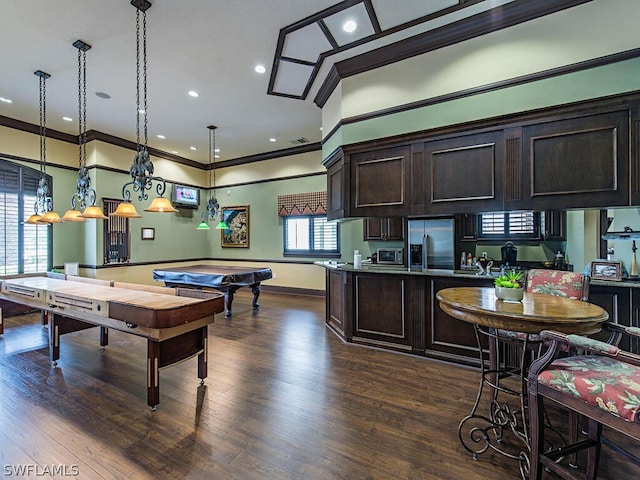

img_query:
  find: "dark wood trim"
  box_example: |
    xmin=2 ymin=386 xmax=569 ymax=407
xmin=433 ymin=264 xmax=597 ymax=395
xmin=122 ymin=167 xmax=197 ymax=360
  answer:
xmin=214 ymin=142 xmax=322 ymax=168
xmin=55 ymin=257 xmax=323 ymax=271
xmin=314 ymin=0 xmax=591 ymax=108
xmin=261 ymin=284 xmax=325 ymax=297
xmin=336 ymin=91 xmax=640 ymax=155
xmin=214 ymin=171 xmax=325 ymax=189
xmin=341 ymin=48 xmax=640 ymax=127
xmin=0 ymin=115 xmax=77 ymax=143
xmin=85 ymin=130 xmax=203 ymax=169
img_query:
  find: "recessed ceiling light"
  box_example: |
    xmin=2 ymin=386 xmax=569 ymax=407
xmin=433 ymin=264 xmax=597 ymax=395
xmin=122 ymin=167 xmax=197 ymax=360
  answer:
xmin=138 ymin=109 xmax=146 ymax=115
xmin=156 ymin=134 xmax=165 ymax=139
xmin=214 ymin=148 xmax=220 ymax=153
xmin=269 ymin=138 xmax=276 ymax=142
xmin=171 ymin=150 xmax=178 ymax=154
xmin=214 ymin=154 xmax=220 ymax=159
xmin=190 ymin=146 xmax=197 ymax=151
xmin=0 ymin=97 xmax=13 ymax=103
xmin=254 ymin=65 xmax=266 ymax=74
xmin=188 ymin=90 xmax=199 ymax=97
xmin=95 ymin=91 xmax=110 ymax=99
xmin=62 ymin=116 xmax=73 ymax=122
xmin=343 ymin=20 xmax=357 ymax=33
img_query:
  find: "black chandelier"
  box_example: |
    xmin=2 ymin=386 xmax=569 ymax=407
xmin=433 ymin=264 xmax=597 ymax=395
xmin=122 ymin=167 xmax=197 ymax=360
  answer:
xmin=27 ymin=70 xmax=60 ymax=224
xmin=111 ymin=0 xmax=176 ymax=217
xmin=62 ymin=39 xmax=107 ymax=222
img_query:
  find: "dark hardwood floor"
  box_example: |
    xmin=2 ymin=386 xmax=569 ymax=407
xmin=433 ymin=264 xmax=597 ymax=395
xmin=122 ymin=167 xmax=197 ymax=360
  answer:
xmin=0 ymin=291 xmax=638 ymax=479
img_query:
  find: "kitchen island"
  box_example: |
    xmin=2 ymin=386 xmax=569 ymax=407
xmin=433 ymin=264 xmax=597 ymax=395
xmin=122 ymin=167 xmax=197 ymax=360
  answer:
xmin=316 ymin=262 xmax=640 ymax=365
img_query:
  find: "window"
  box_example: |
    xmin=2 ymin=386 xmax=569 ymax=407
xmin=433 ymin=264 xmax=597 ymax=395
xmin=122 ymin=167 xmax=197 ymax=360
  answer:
xmin=477 ymin=211 xmax=539 ymax=240
xmin=0 ymin=160 xmax=51 ymax=275
xmin=284 ymin=215 xmax=339 ymax=257
xmin=103 ymin=198 xmax=130 ymax=263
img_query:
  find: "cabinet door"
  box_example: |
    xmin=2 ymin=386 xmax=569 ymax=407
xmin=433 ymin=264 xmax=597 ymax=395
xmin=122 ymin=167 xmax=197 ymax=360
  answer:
xmin=427 ymin=277 xmax=494 ymax=366
xmin=424 ymin=131 xmax=504 ymax=214
xmin=458 ymin=214 xmax=478 ymax=241
xmin=351 ymin=146 xmax=411 ymax=217
xmin=521 ymin=110 xmax=629 ymax=210
xmin=325 ymin=269 xmax=352 ymax=340
xmin=325 ymin=151 xmax=347 ymax=221
xmin=353 ymin=273 xmax=413 ymax=348
xmin=588 ymin=284 xmax=633 ymax=349
xmin=542 ymin=210 xmax=566 ymax=241
xmin=363 ymin=217 xmax=404 ymax=241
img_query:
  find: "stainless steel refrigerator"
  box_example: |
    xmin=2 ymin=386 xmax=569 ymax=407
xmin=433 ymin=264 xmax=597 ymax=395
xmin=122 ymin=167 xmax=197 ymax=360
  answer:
xmin=408 ymin=218 xmax=455 ymax=270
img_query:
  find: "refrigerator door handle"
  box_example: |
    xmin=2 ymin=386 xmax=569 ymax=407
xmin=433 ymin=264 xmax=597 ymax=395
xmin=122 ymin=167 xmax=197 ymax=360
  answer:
xmin=422 ymin=235 xmax=428 ymax=271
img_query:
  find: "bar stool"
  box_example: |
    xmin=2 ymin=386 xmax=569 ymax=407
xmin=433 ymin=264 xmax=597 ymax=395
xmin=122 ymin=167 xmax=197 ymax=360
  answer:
xmin=528 ymin=324 xmax=640 ymax=479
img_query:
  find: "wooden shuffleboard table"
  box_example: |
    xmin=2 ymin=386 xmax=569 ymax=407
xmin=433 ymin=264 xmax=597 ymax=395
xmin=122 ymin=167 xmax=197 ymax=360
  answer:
xmin=0 ymin=275 xmax=224 ymax=409
xmin=153 ymin=264 xmax=273 ymax=317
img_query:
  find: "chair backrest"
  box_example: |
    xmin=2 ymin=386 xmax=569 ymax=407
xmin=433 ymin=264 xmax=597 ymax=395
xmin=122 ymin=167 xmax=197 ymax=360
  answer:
xmin=525 ymin=269 xmax=589 ymax=301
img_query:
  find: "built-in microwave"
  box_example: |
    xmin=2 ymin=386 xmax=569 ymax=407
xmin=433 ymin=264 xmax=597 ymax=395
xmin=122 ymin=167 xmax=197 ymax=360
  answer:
xmin=376 ymin=248 xmax=404 ymax=265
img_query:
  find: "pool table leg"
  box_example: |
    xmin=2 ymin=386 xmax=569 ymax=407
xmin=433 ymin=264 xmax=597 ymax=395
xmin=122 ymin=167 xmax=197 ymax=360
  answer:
xmin=224 ymin=287 xmax=237 ymax=317
xmin=147 ymin=340 xmax=160 ymax=410
xmin=251 ymin=282 xmax=261 ymax=309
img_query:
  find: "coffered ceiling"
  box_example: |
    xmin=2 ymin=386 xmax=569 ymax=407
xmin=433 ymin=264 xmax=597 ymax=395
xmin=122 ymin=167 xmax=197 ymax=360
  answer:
xmin=0 ymin=0 xmax=595 ymax=166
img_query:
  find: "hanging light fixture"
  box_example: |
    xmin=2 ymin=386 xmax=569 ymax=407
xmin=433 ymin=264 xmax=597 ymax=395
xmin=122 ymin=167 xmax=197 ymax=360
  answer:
xmin=196 ymin=125 xmax=228 ymax=230
xmin=27 ymin=70 xmax=61 ymax=224
xmin=62 ymin=39 xmax=107 ymax=222
xmin=111 ymin=0 xmax=177 ymax=218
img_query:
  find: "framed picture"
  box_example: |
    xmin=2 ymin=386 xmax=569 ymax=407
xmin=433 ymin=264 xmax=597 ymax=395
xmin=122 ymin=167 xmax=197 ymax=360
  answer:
xmin=590 ymin=260 xmax=622 ymax=281
xmin=221 ymin=205 xmax=249 ymax=248
xmin=141 ymin=227 xmax=155 ymax=240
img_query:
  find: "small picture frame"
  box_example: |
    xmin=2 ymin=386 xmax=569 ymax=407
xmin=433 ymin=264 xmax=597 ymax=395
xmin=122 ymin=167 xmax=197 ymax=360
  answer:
xmin=221 ymin=205 xmax=249 ymax=248
xmin=141 ymin=227 xmax=155 ymax=240
xmin=590 ymin=260 xmax=622 ymax=281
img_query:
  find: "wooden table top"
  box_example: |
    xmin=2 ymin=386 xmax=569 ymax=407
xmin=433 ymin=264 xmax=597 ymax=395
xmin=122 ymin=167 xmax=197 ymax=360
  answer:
xmin=436 ymin=287 xmax=609 ymax=335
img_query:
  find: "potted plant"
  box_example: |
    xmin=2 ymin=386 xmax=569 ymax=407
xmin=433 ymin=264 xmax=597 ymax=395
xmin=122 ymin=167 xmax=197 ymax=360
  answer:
xmin=494 ymin=269 xmax=524 ymax=302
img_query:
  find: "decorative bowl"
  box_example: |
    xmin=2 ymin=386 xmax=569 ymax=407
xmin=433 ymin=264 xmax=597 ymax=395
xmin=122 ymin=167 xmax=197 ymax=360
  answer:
xmin=495 ymin=286 xmax=524 ymax=303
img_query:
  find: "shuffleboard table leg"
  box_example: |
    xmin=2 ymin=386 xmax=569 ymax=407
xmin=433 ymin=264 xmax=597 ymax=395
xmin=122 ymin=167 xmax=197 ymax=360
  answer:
xmin=100 ymin=326 xmax=109 ymax=348
xmin=49 ymin=314 xmax=60 ymax=366
xmin=198 ymin=326 xmax=208 ymax=382
xmin=147 ymin=340 xmax=160 ymax=410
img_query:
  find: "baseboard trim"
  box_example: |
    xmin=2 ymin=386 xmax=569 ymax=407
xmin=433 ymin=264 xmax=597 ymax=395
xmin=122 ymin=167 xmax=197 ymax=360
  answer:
xmin=261 ymin=284 xmax=325 ymax=297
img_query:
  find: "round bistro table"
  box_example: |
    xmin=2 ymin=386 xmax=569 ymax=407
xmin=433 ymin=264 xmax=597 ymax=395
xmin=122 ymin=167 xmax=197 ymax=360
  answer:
xmin=436 ymin=286 xmax=609 ymax=478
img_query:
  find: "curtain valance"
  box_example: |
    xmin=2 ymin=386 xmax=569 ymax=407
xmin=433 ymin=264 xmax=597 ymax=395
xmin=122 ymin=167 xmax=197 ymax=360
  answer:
xmin=277 ymin=191 xmax=327 ymax=216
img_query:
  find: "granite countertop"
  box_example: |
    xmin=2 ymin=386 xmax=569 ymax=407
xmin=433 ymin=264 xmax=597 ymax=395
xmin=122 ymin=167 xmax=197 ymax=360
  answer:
xmin=314 ymin=261 xmax=640 ymax=288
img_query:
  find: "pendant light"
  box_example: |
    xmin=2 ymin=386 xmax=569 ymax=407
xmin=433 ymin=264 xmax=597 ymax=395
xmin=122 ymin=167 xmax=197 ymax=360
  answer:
xmin=28 ymin=70 xmax=61 ymax=224
xmin=197 ymin=126 xmax=228 ymax=230
xmin=111 ymin=0 xmax=177 ymax=218
xmin=62 ymin=39 xmax=107 ymax=222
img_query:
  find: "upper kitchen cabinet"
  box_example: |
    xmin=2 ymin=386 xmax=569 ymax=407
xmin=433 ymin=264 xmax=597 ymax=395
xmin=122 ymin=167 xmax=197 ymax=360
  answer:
xmin=417 ymin=131 xmax=505 ymax=215
xmin=513 ymin=110 xmax=630 ymax=211
xmin=350 ymin=145 xmax=412 ymax=217
xmin=363 ymin=217 xmax=405 ymax=241
xmin=324 ymin=148 xmax=348 ymax=221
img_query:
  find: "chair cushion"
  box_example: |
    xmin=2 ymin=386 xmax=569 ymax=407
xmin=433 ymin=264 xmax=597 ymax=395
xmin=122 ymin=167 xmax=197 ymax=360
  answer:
xmin=526 ymin=270 xmax=585 ymax=299
xmin=539 ymin=355 xmax=640 ymax=423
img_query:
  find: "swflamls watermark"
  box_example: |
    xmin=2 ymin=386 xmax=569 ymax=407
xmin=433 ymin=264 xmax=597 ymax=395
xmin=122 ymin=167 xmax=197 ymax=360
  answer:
xmin=3 ymin=464 xmax=79 ymax=476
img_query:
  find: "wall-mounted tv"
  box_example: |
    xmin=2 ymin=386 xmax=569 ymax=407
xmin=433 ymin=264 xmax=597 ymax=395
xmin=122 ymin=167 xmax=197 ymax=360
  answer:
xmin=171 ymin=184 xmax=200 ymax=209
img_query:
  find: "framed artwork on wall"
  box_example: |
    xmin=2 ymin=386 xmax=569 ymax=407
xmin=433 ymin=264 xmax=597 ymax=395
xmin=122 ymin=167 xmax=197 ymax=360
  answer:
xmin=221 ymin=205 xmax=249 ymax=248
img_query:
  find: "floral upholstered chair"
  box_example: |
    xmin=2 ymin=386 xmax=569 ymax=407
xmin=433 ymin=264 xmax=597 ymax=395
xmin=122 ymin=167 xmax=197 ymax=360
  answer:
xmin=528 ymin=323 xmax=640 ymax=480
xmin=525 ymin=269 xmax=590 ymax=301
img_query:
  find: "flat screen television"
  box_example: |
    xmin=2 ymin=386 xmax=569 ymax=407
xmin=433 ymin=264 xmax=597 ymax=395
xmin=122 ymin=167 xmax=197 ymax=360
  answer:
xmin=171 ymin=184 xmax=200 ymax=209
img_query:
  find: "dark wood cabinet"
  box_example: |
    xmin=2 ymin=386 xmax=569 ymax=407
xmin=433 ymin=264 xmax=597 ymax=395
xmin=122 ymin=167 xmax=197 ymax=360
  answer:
xmin=352 ymin=273 xmax=414 ymax=350
xmin=426 ymin=276 xmax=494 ymax=366
xmin=517 ymin=110 xmax=630 ymax=210
xmin=457 ymin=213 xmax=478 ymax=241
xmin=363 ymin=217 xmax=404 ymax=241
xmin=350 ymin=145 xmax=411 ymax=217
xmin=324 ymin=149 xmax=347 ymax=221
xmin=420 ymin=131 xmax=504 ymax=214
xmin=325 ymin=269 xmax=352 ymax=339
xmin=589 ymin=284 xmax=639 ymax=353
xmin=542 ymin=210 xmax=566 ymax=241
